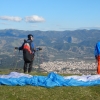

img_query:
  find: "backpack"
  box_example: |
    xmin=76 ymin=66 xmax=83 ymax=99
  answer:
xmin=23 ymin=40 xmax=34 ymax=63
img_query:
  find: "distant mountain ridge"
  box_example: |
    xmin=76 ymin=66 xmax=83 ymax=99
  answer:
xmin=0 ymin=29 xmax=100 ymax=41
xmin=0 ymin=29 xmax=100 ymax=50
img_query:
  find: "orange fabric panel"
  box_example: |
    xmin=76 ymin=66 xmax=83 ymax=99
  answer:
xmin=97 ymin=55 xmax=100 ymax=74
xmin=23 ymin=44 xmax=32 ymax=54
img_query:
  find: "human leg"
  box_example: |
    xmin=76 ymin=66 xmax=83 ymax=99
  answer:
xmin=28 ymin=60 xmax=33 ymax=73
xmin=97 ymin=55 xmax=100 ymax=74
xmin=23 ymin=62 xmax=28 ymax=73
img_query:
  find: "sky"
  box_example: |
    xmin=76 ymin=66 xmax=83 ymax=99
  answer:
xmin=0 ymin=0 xmax=100 ymax=31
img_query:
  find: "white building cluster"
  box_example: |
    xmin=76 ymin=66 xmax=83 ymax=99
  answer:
xmin=40 ymin=61 xmax=97 ymax=75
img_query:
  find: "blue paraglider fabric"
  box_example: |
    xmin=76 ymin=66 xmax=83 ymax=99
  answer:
xmin=0 ymin=72 xmax=100 ymax=87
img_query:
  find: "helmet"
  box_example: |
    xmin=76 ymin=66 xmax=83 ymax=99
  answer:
xmin=27 ymin=34 xmax=33 ymax=40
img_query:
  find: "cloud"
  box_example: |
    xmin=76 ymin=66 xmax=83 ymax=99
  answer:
xmin=0 ymin=16 xmax=22 ymax=22
xmin=25 ymin=15 xmax=45 ymax=23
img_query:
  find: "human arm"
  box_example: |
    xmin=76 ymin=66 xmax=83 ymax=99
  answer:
xmin=15 ymin=43 xmax=24 ymax=50
xmin=36 ymin=47 xmax=42 ymax=51
xmin=30 ymin=42 xmax=36 ymax=53
xmin=31 ymin=42 xmax=42 ymax=52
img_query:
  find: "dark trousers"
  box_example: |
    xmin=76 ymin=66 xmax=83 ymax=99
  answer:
xmin=23 ymin=60 xmax=33 ymax=73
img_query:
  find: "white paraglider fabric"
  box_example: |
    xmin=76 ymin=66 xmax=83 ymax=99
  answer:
xmin=0 ymin=72 xmax=100 ymax=87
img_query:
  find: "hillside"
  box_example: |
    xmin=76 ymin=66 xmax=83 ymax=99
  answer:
xmin=0 ymin=29 xmax=100 ymax=68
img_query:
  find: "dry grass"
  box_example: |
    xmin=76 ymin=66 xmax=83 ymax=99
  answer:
xmin=0 ymin=86 xmax=100 ymax=100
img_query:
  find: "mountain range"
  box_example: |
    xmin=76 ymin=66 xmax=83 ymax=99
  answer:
xmin=0 ymin=29 xmax=100 ymax=68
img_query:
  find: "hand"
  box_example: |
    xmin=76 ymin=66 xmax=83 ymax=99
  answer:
xmin=15 ymin=47 xmax=19 ymax=49
xmin=38 ymin=47 xmax=42 ymax=50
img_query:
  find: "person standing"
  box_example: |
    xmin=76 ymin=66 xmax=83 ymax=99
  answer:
xmin=95 ymin=41 xmax=100 ymax=74
xmin=15 ymin=34 xmax=42 ymax=73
